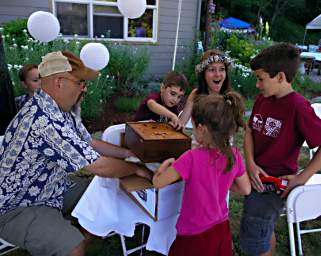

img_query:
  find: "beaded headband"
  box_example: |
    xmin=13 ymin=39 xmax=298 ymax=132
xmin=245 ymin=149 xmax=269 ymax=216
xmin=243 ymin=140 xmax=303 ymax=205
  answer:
xmin=195 ymin=55 xmax=231 ymax=74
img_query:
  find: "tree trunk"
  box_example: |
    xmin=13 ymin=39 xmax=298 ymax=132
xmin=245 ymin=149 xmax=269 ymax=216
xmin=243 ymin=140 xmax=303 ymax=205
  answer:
xmin=0 ymin=37 xmax=17 ymax=135
xmin=270 ymin=0 xmax=290 ymax=31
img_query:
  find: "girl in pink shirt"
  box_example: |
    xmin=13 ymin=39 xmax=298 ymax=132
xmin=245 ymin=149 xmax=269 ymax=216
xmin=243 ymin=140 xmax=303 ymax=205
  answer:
xmin=153 ymin=92 xmax=251 ymax=256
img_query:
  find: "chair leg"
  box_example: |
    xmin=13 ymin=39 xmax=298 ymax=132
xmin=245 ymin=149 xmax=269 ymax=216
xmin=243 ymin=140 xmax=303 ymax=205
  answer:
xmin=296 ymin=222 xmax=303 ymax=256
xmin=288 ymin=223 xmax=296 ymax=256
xmin=119 ymin=234 xmax=128 ymax=256
xmin=139 ymin=225 xmax=145 ymax=256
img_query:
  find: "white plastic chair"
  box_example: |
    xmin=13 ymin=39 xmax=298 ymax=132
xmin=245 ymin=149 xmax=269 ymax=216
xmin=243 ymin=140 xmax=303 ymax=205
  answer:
xmin=101 ymin=124 xmax=146 ymax=256
xmin=302 ymin=103 xmax=321 ymax=159
xmin=286 ymin=174 xmax=321 ymax=256
xmin=0 ymin=238 xmax=18 ymax=256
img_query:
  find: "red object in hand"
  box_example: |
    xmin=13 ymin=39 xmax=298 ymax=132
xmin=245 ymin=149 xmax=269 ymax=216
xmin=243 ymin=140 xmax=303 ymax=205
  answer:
xmin=259 ymin=175 xmax=288 ymax=192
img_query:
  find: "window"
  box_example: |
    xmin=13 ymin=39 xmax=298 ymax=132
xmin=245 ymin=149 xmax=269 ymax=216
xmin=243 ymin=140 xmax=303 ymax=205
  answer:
xmin=52 ymin=0 xmax=158 ymax=42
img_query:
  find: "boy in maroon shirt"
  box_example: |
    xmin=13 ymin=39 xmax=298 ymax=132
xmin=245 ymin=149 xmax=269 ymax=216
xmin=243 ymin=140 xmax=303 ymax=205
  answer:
xmin=134 ymin=71 xmax=188 ymax=130
xmin=240 ymin=43 xmax=321 ymax=256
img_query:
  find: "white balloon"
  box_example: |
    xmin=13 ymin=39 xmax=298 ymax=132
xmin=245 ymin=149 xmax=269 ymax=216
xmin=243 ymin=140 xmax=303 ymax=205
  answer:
xmin=117 ymin=0 xmax=147 ymax=19
xmin=27 ymin=11 xmax=60 ymax=43
xmin=80 ymin=43 xmax=110 ymax=71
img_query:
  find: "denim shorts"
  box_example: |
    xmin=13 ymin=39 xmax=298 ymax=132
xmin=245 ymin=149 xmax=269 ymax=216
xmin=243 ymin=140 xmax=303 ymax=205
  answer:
xmin=240 ymin=190 xmax=284 ymax=255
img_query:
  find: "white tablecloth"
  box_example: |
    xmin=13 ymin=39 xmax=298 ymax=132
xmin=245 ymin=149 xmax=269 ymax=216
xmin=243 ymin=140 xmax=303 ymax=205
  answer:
xmin=72 ymin=176 xmax=180 ymax=255
xmin=300 ymin=52 xmax=321 ymax=62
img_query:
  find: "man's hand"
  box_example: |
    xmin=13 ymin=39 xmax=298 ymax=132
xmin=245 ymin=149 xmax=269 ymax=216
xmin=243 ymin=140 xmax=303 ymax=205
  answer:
xmin=247 ymin=162 xmax=268 ymax=192
xmin=280 ymin=174 xmax=306 ymax=198
xmin=135 ymin=168 xmax=153 ymax=181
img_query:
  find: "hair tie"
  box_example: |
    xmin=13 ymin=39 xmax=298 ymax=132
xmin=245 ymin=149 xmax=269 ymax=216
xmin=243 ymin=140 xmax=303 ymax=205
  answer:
xmin=223 ymin=95 xmax=232 ymax=105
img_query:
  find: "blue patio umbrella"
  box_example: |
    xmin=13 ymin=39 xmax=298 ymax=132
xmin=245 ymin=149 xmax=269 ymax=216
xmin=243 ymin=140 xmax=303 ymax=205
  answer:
xmin=219 ymin=17 xmax=251 ymax=29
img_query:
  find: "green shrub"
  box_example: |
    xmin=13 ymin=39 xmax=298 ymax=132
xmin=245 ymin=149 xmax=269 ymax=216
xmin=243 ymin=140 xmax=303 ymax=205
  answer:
xmin=175 ymin=42 xmax=202 ymax=92
xmin=292 ymin=74 xmax=321 ymax=100
xmin=209 ymin=29 xmax=231 ymax=51
xmin=2 ymin=19 xmax=28 ymax=46
xmin=226 ymin=34 xmax=259 ymax=67
xmin=81 ymin=74 xmax=116 ymax=121
xmin=230 ymin=67 xmax=258 ymax=99
xmin=113 ymin=96 xmax=144 ymax=113
xmin=106 ymin=44 xmax=150 ymax=96
xmin=1 ymin=27 xmax=150 ymax=121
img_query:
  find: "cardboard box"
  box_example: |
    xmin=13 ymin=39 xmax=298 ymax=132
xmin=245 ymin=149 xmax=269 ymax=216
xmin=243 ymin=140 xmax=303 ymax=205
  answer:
xmin=120 ymin=174 xmax=183 ymax=221
xmin=125 ymin=122 xmax=191 ymax=163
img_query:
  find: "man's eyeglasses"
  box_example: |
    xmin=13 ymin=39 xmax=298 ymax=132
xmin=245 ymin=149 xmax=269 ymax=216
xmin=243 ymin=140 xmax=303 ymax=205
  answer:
xmin=59 ymin=77 xmax=86 ymax=89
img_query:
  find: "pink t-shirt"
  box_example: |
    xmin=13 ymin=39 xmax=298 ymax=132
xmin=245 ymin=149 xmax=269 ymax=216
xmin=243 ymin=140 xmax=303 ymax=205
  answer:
xmin=172 ymin=147 xmax=245 ymax=235
xmin=249 ymin=92 xmax=321 ymax=176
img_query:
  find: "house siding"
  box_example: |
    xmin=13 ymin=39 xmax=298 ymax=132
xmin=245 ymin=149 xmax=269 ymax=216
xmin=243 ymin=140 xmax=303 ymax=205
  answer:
xmin=0 ymin=0 xmax=199 ymax=78
xmin=0 ymin=1 xmax=49 ymax=24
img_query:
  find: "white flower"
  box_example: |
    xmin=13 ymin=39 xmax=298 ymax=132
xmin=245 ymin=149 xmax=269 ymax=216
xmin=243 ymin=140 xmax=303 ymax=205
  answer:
xmin=57 ymin=159 xmax=68 ymax=169
xmin=44 ymin=148 xmax=55 ymax=156
xmin=28 ymin=186 xmax=40 ymax=197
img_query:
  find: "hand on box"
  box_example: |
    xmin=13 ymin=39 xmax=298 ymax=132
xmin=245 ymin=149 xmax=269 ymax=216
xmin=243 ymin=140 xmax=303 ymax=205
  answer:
xmin=157 ymin=158 xmax=175 ymax=174
xmin=247 ymin=162 xmax=268 ymax=192
xmin=169 ymin=115 xmax=183 ymax=131
xmin=135 ymin=168 xmax=153 ymax=181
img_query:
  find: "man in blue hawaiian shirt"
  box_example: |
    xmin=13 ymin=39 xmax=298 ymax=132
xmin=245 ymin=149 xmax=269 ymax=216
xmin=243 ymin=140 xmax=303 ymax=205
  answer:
xmin=0 ymin=51 xmax=149 ymax=256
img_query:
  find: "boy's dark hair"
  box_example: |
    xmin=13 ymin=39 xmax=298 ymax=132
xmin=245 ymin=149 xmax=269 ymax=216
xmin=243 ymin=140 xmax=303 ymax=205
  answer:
xmin=162 ymin=71 xmax=189 ymax=91
xmin=250 ymin=43 xmax=300 ymax=83
xmin=18 ymin=64 xmax=38 ymax=82
xmin=192 ymin=91 xmax=245 ymax=172
xmin=197 ymin=49 xmax=232 ymax=95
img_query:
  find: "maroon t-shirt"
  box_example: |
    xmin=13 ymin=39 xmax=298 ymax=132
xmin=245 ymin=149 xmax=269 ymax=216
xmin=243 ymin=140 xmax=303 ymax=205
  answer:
xmin=249 ymin=92 xmax=321 ymax=176
xmin=134 ymin=92 xmax=179 ymax=122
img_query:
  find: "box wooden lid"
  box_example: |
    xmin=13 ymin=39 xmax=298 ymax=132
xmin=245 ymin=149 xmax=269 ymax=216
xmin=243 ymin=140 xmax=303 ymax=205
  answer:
xmin=126 ymin=122 xmax=190 ymax=141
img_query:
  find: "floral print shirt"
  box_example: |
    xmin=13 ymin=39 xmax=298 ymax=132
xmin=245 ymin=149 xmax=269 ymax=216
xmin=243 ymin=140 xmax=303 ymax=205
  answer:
xmin=0 ymin=90 xmax=100 ymax=215
xmin=15 ymin=94 xmax=29 ymax=111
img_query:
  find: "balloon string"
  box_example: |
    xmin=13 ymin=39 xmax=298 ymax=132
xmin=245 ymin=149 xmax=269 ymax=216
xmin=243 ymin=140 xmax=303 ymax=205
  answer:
xmin=172 ymin=0 xmax=183 ymax=70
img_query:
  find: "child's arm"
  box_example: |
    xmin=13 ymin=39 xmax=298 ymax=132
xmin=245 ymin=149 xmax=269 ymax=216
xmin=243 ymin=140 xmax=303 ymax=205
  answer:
xmin=230 ymin=171 xmax=251 ymax=196
xmin=152 ymin=158 xmax=181 ymax=188
xmin=281 ymin=147 xmax=321 ymax=197
xmin=179 ymin=88 xmax=197 ymax=126
xmin=147 ymin=99 xmax=182 ymax=129
xmin=243 ymin=124 xmax=268 ymax=192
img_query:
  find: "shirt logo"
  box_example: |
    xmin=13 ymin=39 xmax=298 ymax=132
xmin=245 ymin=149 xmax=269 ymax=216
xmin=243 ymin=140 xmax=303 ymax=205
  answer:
xmin=252 ymin=114 xmax=263 ymax=132
xmin=263 ymin=117 xmax=282 ymax=138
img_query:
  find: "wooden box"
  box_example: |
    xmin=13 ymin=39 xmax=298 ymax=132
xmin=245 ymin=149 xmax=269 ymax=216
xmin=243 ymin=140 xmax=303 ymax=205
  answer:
xmin=120 ymin=174 xmax=183 ymax=221
xmin=124 ymin=122 xmax=191 ymax=163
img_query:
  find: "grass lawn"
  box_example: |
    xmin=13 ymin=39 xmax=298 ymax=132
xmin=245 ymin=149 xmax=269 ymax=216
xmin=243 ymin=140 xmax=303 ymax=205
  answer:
xmin=6 ymin=131 xmax=321 ymax=256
